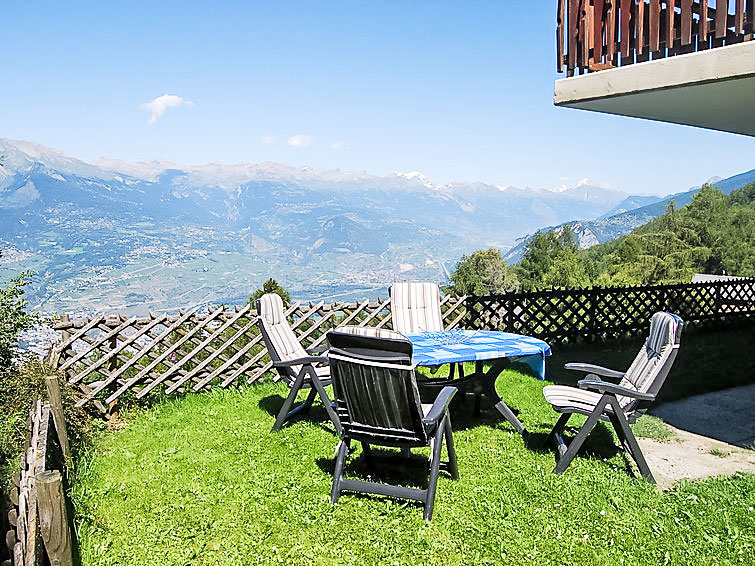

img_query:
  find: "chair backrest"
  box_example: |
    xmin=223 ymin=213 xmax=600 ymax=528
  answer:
xmin=618 ymin=312 xmax=683 ymax=414
xmin=256 ymin=293 xmax=308 ymax=382
xmin=326 ymin=330 xmax=428 ymax=446
xmin=390 ymin=282 xmax=443 ymax=334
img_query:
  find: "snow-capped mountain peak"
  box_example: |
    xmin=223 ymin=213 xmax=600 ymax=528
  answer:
xmin=391 ymin=170 xmax=438 ymax=190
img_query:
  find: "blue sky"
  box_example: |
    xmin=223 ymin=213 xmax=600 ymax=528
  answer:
xmin=1 ymin=1 xmax=752 ymax=195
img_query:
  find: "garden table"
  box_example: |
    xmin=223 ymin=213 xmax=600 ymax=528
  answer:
xmin=406 ymin=329 xmax=552 ymax=434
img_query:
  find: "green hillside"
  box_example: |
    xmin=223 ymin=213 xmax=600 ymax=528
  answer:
xmin=463 ymin=183 xmax=755 ymax=294
xmin=585 ymin=183 xmax=755 ymax=286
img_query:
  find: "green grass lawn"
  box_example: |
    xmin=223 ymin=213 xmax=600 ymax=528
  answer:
xmin=71 ymin=369 xmax=755 ymax=566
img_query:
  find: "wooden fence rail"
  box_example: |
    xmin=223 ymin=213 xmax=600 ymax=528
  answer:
xmin=557 ymin=0 xmax=755 ymax=76
xmin=4 ymin=397 xmax=70 ymax=566
xmin=49 ymin=295 xmax=468 ymax=415
xmin=465 ymin=278 xmax=755 ymax=342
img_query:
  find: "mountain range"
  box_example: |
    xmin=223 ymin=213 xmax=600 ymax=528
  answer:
xmin=0 ymin=138 xmax=746 ymax=314
xmin=504 ymin=169 xmax=755 ymax=263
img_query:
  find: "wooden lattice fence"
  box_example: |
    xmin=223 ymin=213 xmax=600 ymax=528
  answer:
xmin=465 ymin=278 xmax=755 ymax=343
xmin=50 ymin=296 xmax=468 ymax=414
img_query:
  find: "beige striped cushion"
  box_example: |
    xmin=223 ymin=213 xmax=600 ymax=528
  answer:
xmin=390 ymin=282 xmax=443 ymax=334
xmin=542 ymin=385 xmax=613 ymax=414
xmin=619 ymin=312 xmax=679 ymax=396
xmin=258 ymin=293 xmax=329 ymax=379
xmin=334 ymin=326 xmax=406 ymax=340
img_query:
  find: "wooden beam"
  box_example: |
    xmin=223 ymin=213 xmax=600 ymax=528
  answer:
xmin=569 ymin=0 xmax=580 ymax=71
xmin=36 ymin=471 xmax=73 ymax=566
xmin=650 ymin=0 xmax=662 ymax=50
xmin=620 ymin=0 xmax=632 ymax=56
xmin=558 ymin=0 xmax=565 ymax=72
xmin=716 ymin=0 xmax=729 ymax=37
xmin=44 ymin=376 xmax=71 ymax=467
xmin=681 ymin=0 xmax=694 ymax=44
xmin=667 ymin=0 xmax=677 ymax=49
xmin=636 ymin=0 xmax=646 ymax=54
xmin=735 ymin=0 xmax=745 ymax=32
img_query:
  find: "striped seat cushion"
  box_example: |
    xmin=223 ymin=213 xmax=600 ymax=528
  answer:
xmin=542 ymin=385 xmax=615 ymax=414
xmin=334 ymin=326 xmax=406 ymax=340
xmin=390 ymin=282 xmax=444 ymax=334
xmin=258 ymin=293 xmax=329 ymax=380
xmin=618 ymin=312 xmax=681 ymax=400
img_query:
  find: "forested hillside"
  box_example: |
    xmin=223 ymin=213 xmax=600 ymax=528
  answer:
xmin=447 ymin=183 xmax=755 ymax=294
xmin=586 ymin=183 xmax=755 ymax=286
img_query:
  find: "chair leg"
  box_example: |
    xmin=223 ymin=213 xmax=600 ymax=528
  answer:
xmin=310 ymin=372 xmax=342 ymax=435
xmin=444 ymin=414 xmax=459 ymax=480
xmin=424 ymin=424 xmax=446 ymax=521
xmin=608 ymin=400 xmax=656 ymax=484
xmin=553 ymin=396 xmax=610 ymax=475
xmin=360 ymin=441 xmax=372 ymax=463
xmin=301 ymin=387 xmax=318 ymax=411
xmin=331 ymin=438 xmax=350 ymax=504
xmin=271 ymin=373 xmax=306 ymax=431
xmin=544 ymin=413 xmax=571 ymax=450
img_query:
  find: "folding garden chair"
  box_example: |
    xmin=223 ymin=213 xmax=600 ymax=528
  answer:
xmin=542 ymin=312 xmax=683 ymax=483
xmin=256 ymin=293 xmax=341 ymax=433
xmin=390 ymin=281 xmax=444 ymax=333
xmin=390 ymin=281 xmax=464 ymax=380
xmin=326 ymin=328 xmax=459 ymax=520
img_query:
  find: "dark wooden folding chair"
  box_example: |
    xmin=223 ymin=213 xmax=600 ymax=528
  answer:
xmin=542 ymin=312 xmax=683 ymax=483
xmin=326 ymin=328 xmax=458 ymax=520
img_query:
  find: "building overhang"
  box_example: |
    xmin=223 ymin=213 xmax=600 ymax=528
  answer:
xmin=554 ymin=41 xmax=755 ymax=136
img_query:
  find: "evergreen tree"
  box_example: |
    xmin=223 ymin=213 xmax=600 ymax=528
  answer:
xmin=248 ymin=278 xmax=291 ymax=305
xmin=446 ymin=248 xmax=519 ymax=296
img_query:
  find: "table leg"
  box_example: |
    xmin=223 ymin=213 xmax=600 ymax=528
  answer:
xmin=480 ymin=359 xmax=526 ymax=434
xmin=417 ymin=359 xmax=526 ymax=434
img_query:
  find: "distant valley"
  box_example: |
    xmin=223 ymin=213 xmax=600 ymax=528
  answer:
xmin=0 ymin=138 xmax=746 ymax=314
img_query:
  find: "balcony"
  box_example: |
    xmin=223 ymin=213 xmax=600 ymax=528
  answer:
xmin=554 ymin=1 xmax=755 ymax=135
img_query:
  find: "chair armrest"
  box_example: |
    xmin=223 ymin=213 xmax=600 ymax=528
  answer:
xmin=565 ymin=363 xmax=625 ymax=379
xmin=273 ymin=356 xmax=329 ymax=368
xmin=422 ymin=386 xmax=457 ymax=425
xmin=577 ymin=379 xmax=655 ymax=401
xmin=306 ymin=345 xmax=328 ymax=354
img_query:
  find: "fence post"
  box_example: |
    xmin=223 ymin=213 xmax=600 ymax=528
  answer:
xmin=35 ymin=470 xmax=73 ymax=566
xmin=108 ymin=331 xmax=120 ymax=417
xmin=49 ymin=314 xmax=72 ymax=369
xmin=44 ymin=376 xmax=71 ymax=468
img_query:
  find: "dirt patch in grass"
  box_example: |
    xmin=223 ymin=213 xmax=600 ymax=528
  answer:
xmin=640 ymin=384 xmax=755 ymax=490
xmin=639 ymin=428 xmax=755 ymax=490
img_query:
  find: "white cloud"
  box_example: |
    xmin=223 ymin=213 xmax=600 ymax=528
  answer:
xmin=287 ymin=134 xmax=312 ymax=147
xmin=140 ymin=94 xmax=195 ymax=125
xmin=261 ymin=136 xmax=276 ymax=145
xmin=331 ymin=141 xmax=345 ymax=150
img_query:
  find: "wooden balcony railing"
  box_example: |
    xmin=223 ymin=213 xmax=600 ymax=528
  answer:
xmin=557 ymin=0 xmax=754 ymax=76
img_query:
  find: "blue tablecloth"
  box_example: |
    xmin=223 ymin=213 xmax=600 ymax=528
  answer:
xmin=406 ymin=329 xmax=552 ymax=380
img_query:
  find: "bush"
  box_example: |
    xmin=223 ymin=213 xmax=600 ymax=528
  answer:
xmin=0 ymin=272 xmax=91 ymax=489
xmin=0 ymin=271 xmax=38 ymax=368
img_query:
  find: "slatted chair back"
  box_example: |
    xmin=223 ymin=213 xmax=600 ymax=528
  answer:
xmin=327 ymin=330 xmax=428 ymax=446
xmin=390 ymin=281 xmax=444 ymax=333
xmin=616 ymin=312 xmax=683 ymax=414
xmin=256 ymin=294 xmax=309 ymax=383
